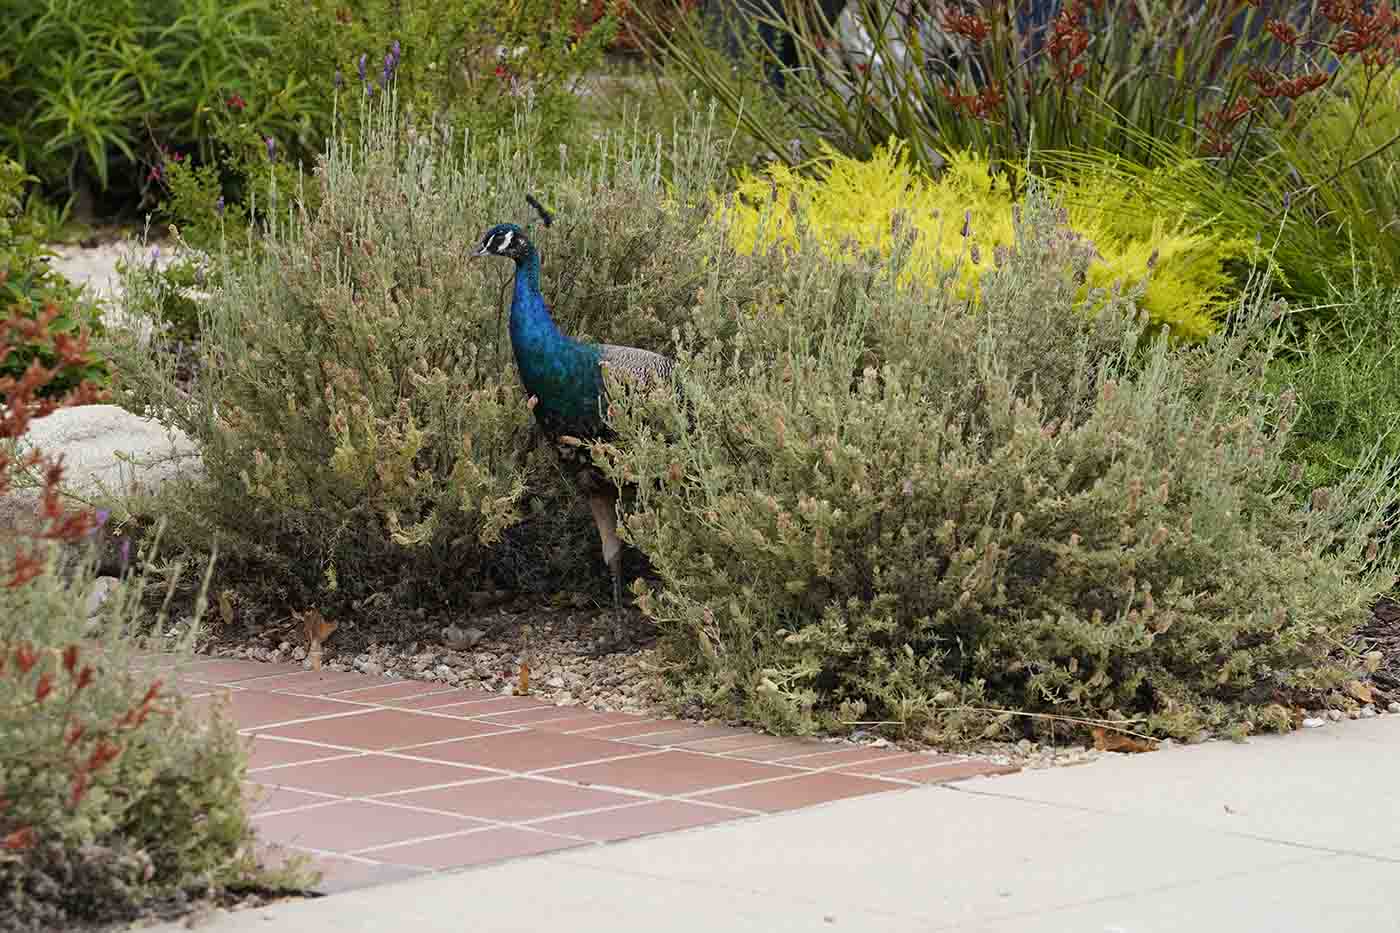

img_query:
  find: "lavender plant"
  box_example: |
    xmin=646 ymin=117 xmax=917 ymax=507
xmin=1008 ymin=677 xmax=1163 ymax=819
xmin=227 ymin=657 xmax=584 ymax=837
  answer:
xmin=599 ymin=183 xmax=1398 ymax=743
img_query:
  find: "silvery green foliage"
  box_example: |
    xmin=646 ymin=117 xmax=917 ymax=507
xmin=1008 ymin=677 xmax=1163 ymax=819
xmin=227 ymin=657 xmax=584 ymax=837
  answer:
xmin=108 ymin=97 xmax=773 ymax=612
xmin=601 ymin=185 xmax=1398 ymax=742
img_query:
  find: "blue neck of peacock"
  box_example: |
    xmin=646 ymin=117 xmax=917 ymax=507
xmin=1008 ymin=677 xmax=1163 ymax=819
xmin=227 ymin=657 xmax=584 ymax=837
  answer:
xmin=508 ymin=247 xmax=568 ymax=357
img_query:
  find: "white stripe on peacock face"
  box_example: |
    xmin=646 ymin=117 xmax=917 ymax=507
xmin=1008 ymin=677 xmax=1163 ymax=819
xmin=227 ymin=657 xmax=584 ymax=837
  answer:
xmin=473 ymin=223 xmax=528 ymax=259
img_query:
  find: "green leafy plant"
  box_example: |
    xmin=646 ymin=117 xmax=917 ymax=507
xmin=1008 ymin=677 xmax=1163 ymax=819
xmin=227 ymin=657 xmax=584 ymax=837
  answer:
xmin=0 ymin=0 xmax=302 ymax=216
xmin=0 ymin=157 xmax=108 ymax=399
xmin=1271 ymin=282 xmax=1400 ymax=495
xmin=653 ymin=0 xmax=1366 ymax=170
xmin=599 ymin=182 xmax=1397 ymax=743
xmin=1 ymin=294 xmax=303 ymax=930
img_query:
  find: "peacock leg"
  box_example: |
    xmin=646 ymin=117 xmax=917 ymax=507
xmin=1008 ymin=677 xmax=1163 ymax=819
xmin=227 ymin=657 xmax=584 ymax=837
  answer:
xmin=586 ymin=489 xmax=623 ymax=611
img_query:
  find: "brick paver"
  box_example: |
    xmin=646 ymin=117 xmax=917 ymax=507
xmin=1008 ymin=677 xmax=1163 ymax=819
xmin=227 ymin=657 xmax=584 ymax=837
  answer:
xmin=168 ymin=655 xmax=1018 ymax=894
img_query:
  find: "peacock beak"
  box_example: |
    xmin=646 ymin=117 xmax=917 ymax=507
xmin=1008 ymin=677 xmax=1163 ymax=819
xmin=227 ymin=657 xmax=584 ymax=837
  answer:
xmin=470 ymin=245 xmax=489 ymax=258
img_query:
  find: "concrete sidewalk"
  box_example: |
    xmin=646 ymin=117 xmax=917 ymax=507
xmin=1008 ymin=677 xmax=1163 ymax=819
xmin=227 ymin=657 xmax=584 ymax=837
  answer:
xmin=160 ymin=717 xmax=1400 ymax=933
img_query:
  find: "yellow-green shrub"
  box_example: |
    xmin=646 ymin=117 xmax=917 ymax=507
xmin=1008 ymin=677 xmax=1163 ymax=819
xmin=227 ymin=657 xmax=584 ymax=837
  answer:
xmin=721 ymin=143 xmax=1253 ymax=341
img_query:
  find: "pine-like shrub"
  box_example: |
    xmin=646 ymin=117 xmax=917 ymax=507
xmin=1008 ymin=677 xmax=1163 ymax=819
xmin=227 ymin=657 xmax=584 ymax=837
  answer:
xmin=721 ymin=143 xmax=1255 ymax=341
xmin=600 ymin=184 xmax=1396 ymax=742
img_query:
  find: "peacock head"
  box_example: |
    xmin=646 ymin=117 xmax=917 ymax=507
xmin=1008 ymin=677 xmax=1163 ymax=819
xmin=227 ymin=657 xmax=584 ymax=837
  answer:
xmin=472 ymin=223 xmax=531 ymax=262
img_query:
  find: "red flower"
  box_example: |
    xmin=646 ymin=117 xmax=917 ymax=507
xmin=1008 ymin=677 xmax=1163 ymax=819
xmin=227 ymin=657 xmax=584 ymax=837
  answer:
xmin=70 ymin=774 xmax=89 ymax=807
xmin=1045 ymin=0 xmax=1091 ymax=87
xmin=2 ymin=828 xmax=36 ymax=851
xmin=62 ymin=645 xmax=78 ymax=675
xmin=944 ymin=10 xmax=990 ymax=43
xmin=34 ymin=673 xmax=52 ymax=702
xmin=86 ymin=740 xmax=121 ymax=773
xmin=14 ymin=643 xmax=36 ymax=674
xmin=1253 ymin=68 xmax=1330 ymax=99
xmin=1265 ymin=18 xmax=1299 ymax=45
xmin=227 ymin=93 xmax=246 ymax=111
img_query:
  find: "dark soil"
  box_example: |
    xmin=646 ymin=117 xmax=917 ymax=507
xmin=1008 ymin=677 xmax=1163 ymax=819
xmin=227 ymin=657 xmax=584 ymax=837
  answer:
xmin=1361 ymin=595 xmax=1400 ymax=702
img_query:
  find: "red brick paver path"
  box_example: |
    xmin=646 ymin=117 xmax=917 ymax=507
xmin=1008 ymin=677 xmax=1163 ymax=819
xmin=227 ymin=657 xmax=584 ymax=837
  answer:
xmin=154 ymin=656 xmax=1017 ymax=893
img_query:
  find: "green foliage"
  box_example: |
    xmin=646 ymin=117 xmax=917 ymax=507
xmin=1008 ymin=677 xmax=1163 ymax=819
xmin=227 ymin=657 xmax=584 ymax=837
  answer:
xmin=157 ymin=0 xmax=620 ymax=257
xmin=1271 ymin=283 xmax=1400 ymax=495
xmin=268 ymin=0 xmax=616 ymax=150
xmin=1039 ymin=61 xmax=1400 ymax=312
xmin=652 ymin=0 xmax=1366 ymax=173
xmin=599 ymin=184 xmax=1397 ymax=743
xmin=724 ymin=143 xmax=1254 ymax=340
xmin=1 ymin=551 xmax=308 ymax=930
xmin=0 ymin=0 xmax=312 ymax=211
xmin=0 ymin=157 xmax=108 ymax=398
xmin=1 ymin=296 xmax=303 ymax=930
xmin=115 ymin=246 xmax=215 ymax=346
xmin=108 ymin=98 xmax=773 ymax=617
xmin=1265 ymin=64 xmax=1400 ymax=297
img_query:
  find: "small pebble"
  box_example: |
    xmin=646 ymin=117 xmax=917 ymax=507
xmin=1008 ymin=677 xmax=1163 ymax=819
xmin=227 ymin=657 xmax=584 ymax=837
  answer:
xmin=1389 ymin=702 xmax=1400 ymax=715
xmin=1327 ymin=709 xmax=1343 ymax=722
xmin=1360 ymin=706 xmax=1377 ymax=719
xmin=1301 ymin=717 xmax=1327 ymax=728
xmin=1348 ymin=708 xmax=1361 ymax=720
xmin=86 ymin=576 xmax=122 ymax=618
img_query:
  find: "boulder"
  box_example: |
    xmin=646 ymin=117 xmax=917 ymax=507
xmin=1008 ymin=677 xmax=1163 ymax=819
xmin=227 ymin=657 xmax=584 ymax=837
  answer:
xmin=1 ymin=404 xmax=201 ymax=534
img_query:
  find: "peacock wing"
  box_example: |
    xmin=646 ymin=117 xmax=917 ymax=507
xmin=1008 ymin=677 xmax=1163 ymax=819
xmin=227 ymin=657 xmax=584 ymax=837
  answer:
xmin=595 ymin=344 xmax=675 ymax=385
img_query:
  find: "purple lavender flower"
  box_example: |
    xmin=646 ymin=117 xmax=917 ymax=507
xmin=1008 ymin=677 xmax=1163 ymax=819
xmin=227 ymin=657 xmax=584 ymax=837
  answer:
xmin=383 ymin=53 xmax=393 ymax=83
xmin=215 ymin=195 xmax=225 ymax=216
xmin=335 ymin=68 xmax=343 ymax=90
xmin=87 ymin=509 xmax=111 ymax=538
xmin=358 ymin=53 xmax=367 ymax=82
xmin=150 ymin=245 xmax=160 ymax=267
xmin=265 ymin=136 xmax=276 ymax=161
xmin=391 ymin=39 xmax=401 ymax=63
xmin=365 ymin=81 xmax=374 ymax=98
xmin=120 ymin=537 xmax=131 ymax=570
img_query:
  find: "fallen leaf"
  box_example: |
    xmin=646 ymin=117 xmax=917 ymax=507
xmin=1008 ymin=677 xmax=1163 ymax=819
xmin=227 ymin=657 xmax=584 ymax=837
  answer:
xmin=218 ymin=590 xmax=235 ymax=627
xmin=1091 ymin=726 xmax=1158 ymax=754
xmin=515 ymin=661 xmax=530 ymax=696
xmin=295 ymin=609 xmax=338 ymax=672
xmin=1345 ymin=680 xmax=1374 ymax=704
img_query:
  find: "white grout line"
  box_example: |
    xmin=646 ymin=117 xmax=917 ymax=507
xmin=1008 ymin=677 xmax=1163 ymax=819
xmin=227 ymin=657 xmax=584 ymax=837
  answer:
xmin=351 ymin=822 xmax=599 ymax=860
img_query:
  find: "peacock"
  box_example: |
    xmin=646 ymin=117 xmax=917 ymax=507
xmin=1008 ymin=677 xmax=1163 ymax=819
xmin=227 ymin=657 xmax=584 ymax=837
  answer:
xmin=472 ymin=196 xmax=675 ymax=614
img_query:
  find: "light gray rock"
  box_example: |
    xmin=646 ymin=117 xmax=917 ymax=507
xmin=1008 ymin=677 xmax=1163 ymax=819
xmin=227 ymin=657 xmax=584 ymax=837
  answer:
xmin=85 ymin=575 xmax=122 ymax=617
xmin=1301 ymin=717 xmax=1327 ymax=728
xmin=1 ymin=404 xmax=201 ymax=533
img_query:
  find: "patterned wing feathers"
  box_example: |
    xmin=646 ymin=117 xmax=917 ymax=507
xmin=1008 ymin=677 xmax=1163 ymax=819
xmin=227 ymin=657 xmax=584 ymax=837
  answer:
xmin=596 ymin=344 xmax=675 ymax=384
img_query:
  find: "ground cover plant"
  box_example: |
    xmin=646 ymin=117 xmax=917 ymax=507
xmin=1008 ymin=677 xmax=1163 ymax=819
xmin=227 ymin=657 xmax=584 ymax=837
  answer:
xmin=0 ymin=157 xmax=108 ymax=399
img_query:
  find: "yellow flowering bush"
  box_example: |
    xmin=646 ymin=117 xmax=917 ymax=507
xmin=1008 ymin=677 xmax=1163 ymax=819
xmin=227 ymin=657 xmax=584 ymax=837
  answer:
xmin=721 ymin=142 xmax=1254 ymax=341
